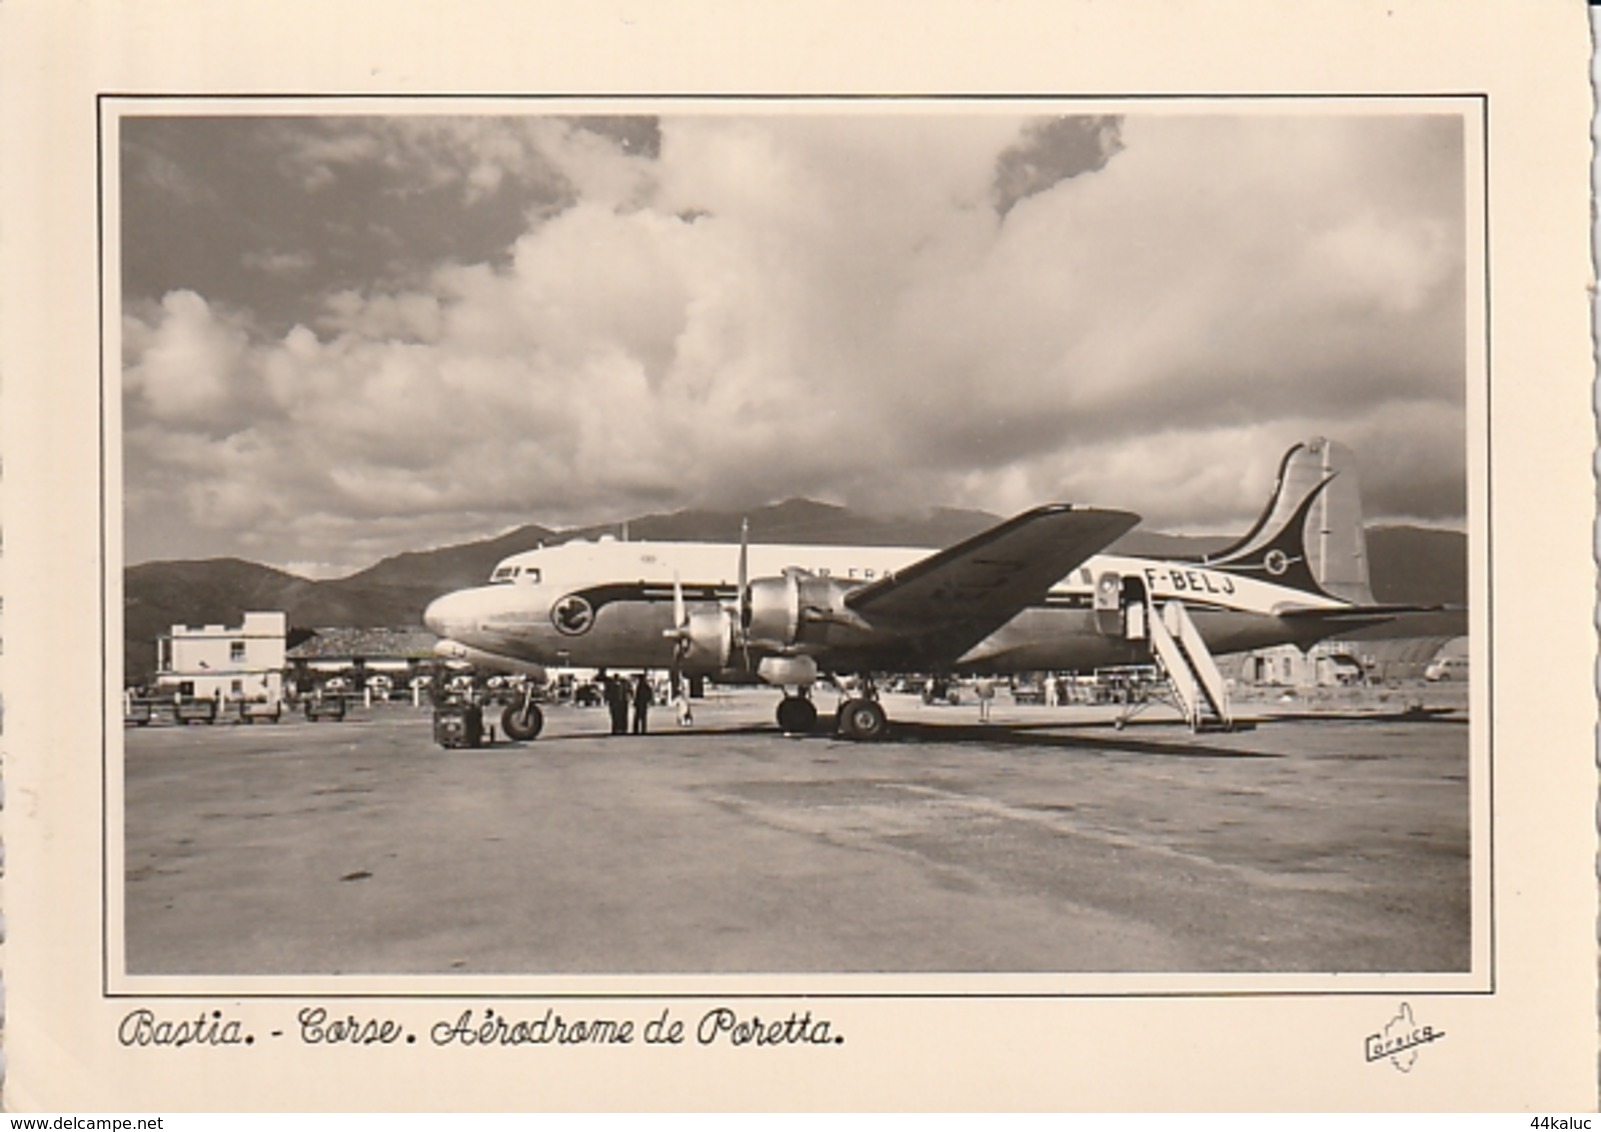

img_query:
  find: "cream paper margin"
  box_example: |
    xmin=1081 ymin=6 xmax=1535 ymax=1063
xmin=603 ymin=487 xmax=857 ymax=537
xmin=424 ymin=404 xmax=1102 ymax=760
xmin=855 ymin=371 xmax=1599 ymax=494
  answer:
xmin=1 ymin=0 xmax=1594 ymax=1111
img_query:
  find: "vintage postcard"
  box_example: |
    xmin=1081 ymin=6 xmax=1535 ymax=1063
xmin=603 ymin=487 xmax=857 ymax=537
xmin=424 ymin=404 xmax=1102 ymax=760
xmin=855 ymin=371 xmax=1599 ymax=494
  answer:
xmin=2 ymin=0 xmax=1594 ymax=1112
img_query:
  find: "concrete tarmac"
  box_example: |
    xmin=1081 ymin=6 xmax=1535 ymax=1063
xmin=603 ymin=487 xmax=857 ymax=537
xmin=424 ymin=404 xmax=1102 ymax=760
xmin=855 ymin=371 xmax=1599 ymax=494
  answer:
xmin=123 ymin=688 xmax=1471 ymax=976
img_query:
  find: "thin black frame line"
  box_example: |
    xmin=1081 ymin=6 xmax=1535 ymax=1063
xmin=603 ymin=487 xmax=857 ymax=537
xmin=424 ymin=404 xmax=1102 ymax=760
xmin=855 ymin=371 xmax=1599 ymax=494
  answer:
xmin=1480 ymin=92 xmax=1496 ymax=994
xmin=97 ymin=91 xmax=1490 ymax=102
xmin=100 ymin=987 xmax=1496 ymax=1002
xmin=98 ymin=93 xmax=111 ymax=999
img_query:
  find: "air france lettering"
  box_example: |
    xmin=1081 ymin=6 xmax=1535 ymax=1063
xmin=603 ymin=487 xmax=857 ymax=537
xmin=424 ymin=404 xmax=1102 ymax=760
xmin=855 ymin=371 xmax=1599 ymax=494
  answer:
xmin=1143 ymin=566 xmax=1237 ymax=598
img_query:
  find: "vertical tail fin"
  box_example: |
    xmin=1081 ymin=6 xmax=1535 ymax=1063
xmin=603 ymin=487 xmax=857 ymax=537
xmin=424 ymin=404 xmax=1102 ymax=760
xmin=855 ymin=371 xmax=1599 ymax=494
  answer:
xmin=1205 ymin=438 xmax=1375 ymax=605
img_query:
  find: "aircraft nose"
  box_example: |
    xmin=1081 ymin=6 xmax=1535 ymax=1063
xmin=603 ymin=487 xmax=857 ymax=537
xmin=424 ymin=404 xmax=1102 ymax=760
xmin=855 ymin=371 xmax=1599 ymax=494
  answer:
xmin=424 ymin=590 xmax=472 ymax=639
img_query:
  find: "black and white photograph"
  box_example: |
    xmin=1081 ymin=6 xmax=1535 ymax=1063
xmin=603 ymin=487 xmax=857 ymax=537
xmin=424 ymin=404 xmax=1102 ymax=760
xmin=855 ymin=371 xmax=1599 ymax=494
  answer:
xmin=5 ymin=0 xmax=1596 ymax=1113
xmin=113 ymin=104 xmax=1480 ymax=982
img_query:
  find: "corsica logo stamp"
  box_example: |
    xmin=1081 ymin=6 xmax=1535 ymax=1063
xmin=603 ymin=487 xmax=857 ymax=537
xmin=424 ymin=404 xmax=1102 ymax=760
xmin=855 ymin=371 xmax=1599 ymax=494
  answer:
xmin=1364 ymin=1002 xmax=1445 ymax=1073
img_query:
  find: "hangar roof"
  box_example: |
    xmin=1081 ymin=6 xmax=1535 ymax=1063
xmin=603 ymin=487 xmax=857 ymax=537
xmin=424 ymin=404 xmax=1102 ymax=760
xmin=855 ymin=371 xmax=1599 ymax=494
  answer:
xmin=287 ymin=627 xmax=439 ymax=661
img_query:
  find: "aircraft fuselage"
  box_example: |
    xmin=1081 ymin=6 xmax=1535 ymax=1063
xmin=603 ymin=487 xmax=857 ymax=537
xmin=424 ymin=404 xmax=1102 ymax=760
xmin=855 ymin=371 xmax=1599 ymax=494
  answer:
xmin=423 ymin=538 xmax=1350 ymax=680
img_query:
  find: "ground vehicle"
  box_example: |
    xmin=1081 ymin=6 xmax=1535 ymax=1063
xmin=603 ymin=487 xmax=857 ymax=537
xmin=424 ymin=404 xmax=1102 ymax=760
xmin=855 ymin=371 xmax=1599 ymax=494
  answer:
xmin=1010 ymin=678 xmax=1045 ymax=705
xmin=1423 ymin=655 xmax=1468 ymax=681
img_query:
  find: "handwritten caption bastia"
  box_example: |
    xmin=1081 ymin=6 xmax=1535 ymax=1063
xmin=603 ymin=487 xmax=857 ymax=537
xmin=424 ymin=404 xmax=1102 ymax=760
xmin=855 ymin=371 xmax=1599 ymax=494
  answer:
xmin=118 ymin=1005 xmax=844 ymax=1050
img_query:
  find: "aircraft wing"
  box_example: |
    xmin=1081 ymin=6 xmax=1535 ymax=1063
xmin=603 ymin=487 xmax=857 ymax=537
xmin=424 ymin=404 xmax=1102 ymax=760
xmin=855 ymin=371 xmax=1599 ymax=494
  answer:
xmin=844 ymin=505 xmax=1140 ymax=639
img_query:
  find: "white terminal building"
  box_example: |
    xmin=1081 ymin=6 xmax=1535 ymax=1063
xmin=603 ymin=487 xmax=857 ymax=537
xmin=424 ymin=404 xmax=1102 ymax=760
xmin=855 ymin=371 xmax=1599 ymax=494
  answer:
xmin=154 ymin=611 xmax=286 ymax=703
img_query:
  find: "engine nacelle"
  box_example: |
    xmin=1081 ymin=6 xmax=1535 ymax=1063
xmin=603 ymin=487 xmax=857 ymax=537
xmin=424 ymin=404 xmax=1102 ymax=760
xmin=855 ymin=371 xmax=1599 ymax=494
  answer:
xmin=757 ymin=654 xmax=819 ymax=687
xmin=746 ymin=573 xmax=800 ymax=646
xmin=681 ymin=607 xmax=733 ymax=672
xmin=746 ymin=571 xmax=859 ymax=648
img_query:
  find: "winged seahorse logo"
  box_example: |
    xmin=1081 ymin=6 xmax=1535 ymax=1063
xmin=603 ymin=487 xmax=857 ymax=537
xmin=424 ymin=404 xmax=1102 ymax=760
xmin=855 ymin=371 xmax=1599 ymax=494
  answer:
xmin=551 ymin=594 xmax=596 ymax=636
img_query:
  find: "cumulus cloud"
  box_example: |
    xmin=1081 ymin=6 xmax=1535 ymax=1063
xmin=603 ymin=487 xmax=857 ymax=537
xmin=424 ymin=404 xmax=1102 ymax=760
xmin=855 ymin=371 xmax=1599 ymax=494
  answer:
xmin=123 ymin=290 xmax=255 ymax=427
xmin=242 ymin=249 xmax=315 ymax=278
xmin=122 ymin=111 xmax=1468 ymax=574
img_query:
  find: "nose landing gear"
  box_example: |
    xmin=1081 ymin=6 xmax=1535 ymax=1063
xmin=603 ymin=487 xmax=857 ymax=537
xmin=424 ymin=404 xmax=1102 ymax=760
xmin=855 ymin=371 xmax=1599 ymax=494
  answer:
xmin=501 ymin=687 xmax=545 ymax=741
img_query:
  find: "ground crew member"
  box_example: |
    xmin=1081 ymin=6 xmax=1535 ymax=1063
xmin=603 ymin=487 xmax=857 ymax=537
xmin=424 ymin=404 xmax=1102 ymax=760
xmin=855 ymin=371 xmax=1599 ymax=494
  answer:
xmin=975 ymin=676 xmax=996 ymax=723
xmin=632 ymin=673 xmax=652 ymax=735
xmin=601 ymin=668 xmax=628 ymax=735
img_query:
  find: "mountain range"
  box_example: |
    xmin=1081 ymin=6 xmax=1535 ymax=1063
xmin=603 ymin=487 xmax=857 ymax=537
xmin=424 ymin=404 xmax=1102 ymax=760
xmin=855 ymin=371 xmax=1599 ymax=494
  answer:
xmin=123 ymin=499 xmax=1467 ymax=684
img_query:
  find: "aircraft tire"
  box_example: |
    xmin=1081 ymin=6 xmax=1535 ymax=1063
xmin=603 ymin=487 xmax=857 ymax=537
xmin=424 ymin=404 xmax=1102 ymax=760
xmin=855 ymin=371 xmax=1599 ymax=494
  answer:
xmin=776 ymin=696 xmax=818 ymax=735
xmin=501 ymin=702 xmax=544 ymax=742
xmin=838 ymin=697 xmax=888 ymax=742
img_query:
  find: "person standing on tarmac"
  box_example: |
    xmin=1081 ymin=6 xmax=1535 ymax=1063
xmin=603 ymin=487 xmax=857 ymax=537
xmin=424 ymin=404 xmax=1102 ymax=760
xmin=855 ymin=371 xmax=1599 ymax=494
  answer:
xmin=601 ymin=668 xmax=628 ymax=735
xmin=975 ymin=676 xmax=996 ymax=723
xmin=631 ymin=673 xmax=652 ymax=735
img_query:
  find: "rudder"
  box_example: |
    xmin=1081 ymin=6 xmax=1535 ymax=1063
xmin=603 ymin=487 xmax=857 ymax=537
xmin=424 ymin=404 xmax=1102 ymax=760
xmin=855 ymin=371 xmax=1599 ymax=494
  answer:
xmin=1204 ymin=438 xmax=1374 ymax=604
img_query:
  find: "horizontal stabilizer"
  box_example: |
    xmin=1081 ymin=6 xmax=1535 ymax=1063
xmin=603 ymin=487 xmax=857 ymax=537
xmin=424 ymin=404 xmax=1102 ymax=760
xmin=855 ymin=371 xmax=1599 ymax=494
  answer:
xmin=1275 ymin=603 xmax=1468 ymax=643
xmin=1277 ymin=603 xmax=1461 ymax=621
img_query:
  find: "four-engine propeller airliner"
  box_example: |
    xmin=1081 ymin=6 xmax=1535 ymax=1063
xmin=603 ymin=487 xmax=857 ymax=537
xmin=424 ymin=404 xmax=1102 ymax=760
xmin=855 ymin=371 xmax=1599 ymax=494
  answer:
xmin=423 ymin=439 xmax=1446 ymax=741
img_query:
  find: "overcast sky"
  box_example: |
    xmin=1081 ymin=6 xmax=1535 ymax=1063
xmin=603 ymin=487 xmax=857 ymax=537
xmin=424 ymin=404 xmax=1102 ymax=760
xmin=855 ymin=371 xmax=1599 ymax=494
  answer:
xmin=120 ymin=109 xmax=1468 ymax=577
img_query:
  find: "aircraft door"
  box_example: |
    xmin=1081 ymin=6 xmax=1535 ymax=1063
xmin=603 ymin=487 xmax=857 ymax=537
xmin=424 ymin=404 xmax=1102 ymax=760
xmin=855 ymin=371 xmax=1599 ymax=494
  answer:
xmin=1093 ymin=572 xmax=1149 ymax=640
xmin=1121 ymin=574 xmax=1148 ymax=641
xmin=1094 ymin=572 xmax=1123 ymax=637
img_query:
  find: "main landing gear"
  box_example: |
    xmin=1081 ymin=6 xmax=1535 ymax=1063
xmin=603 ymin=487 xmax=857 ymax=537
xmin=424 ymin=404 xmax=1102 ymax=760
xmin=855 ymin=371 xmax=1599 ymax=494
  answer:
xmin=835 ymin=696 xmax=888 ymax=741
xmin=773 ymin=679 xmax=890 ymax=741
xmin=775 ymin=694 xmax=818 ymax=735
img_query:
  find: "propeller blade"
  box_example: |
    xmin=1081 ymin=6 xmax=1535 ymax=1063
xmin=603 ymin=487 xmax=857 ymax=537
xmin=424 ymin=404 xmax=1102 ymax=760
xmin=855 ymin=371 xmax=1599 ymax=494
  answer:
xmin=665 ymin=571 xmax=688 ymax=688
xmin=738 ymin=518 xmax=750 ymax=627
xmin=738 ymin=518 xmax=752 ymax=668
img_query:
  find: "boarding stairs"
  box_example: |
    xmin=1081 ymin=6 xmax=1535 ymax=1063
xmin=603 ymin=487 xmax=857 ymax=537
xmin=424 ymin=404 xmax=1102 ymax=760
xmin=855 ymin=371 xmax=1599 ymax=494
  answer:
xmin=1146 ymin=599 xmax=1233 ymax=732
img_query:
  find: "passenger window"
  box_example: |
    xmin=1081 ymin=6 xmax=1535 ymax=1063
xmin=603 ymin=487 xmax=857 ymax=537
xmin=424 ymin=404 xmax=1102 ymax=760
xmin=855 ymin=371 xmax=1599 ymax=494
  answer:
xmin=524 ymin=568 xmax=541 ymax=584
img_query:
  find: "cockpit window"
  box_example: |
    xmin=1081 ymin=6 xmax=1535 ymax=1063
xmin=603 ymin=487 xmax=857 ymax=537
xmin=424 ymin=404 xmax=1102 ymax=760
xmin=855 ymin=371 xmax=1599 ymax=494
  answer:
xmin=490 ymin=565 xmax=541 ymax=584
